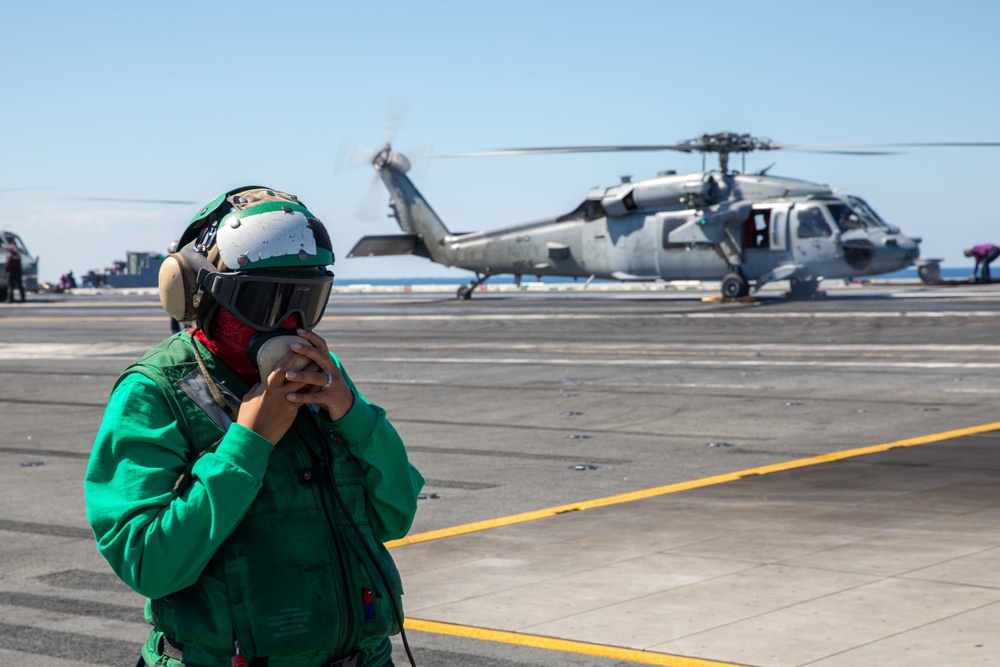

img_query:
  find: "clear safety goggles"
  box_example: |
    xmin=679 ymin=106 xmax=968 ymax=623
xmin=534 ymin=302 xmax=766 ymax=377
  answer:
xmin=198 ymin=268 xmax=334 ymax=332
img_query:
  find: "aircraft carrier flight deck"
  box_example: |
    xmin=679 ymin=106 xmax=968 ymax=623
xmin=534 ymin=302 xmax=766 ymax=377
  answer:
xmin=1 ymin=280 xmax=998 ymax=667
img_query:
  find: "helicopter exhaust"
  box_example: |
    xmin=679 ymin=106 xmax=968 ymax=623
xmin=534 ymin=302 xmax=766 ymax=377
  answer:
xmin=601 ymin=174 xmax=719 ymax=216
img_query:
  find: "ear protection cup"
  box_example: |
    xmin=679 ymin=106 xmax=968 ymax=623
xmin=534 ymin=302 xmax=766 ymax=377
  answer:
xmin=158 ymin=243 xmax=220 ymax=322
xmin=158 ymin=254 xmax=196 ymax=321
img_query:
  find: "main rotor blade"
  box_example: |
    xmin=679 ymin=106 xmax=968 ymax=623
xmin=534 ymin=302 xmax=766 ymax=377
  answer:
xmin=438 ymin=140 xmax=1000 ymax=159
xmin=3 ymin=193 xmax=196 ymax=205
xmin=0 ymin=186 xmax=51 ymax=193
xmin=53 ymin=196 xmax=197 ymax=205
xmin=775 ymin=141 xmax=1000 ymax=150
xmin=435 ymin=144 xmax=695 ymax=158
xmin=781 ymin=149 xmax=901 ymax=156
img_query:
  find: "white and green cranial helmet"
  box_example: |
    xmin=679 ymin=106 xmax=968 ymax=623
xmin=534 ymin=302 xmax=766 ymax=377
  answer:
xmin=168 ymin=186 xmax=336 ymax=331
xmin=183 ymin=186 xmax=335 ymax=269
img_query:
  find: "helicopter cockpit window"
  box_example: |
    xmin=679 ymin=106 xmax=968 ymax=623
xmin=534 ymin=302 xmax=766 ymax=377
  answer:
xmin=846 ymin=195 xmax=896 ymax=231
xmin=795 ymin=206 xmax=833 ymax=239
xmin=827 ymin=203 xmax=866 ymax=231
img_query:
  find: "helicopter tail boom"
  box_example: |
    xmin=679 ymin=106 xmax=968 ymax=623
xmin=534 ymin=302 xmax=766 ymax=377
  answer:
xmin=373 ymin=146 xmax=455 ymax=266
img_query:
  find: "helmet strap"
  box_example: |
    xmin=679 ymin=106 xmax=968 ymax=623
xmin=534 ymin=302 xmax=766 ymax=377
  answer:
xmin=189 ymin=331 xmax=238 ymax=420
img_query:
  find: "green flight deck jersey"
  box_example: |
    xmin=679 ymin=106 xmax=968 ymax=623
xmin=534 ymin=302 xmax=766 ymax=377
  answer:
xmin=85 ymin=333 xmax=424 ymax=667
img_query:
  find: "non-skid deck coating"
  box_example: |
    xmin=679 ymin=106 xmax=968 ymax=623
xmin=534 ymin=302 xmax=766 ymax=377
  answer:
xmin=392 ymin=428 xmax=1000 ymax=667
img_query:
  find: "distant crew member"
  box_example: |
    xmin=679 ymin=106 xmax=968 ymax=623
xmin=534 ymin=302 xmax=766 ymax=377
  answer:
xmin=964 ymin=243 xmax=1000 ymax=282
xmin=4 ymin=243 xmax=25 ymax=303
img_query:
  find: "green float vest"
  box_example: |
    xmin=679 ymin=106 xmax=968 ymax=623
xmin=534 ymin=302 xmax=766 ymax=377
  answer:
xmin=124 ymin=334 xmax=401 ymax=666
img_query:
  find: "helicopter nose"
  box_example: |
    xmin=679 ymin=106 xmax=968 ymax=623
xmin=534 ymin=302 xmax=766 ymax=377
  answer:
xmin=893 ymin=234 xmax=922 ymax=260
xmin=873 ymin=234 xmax=920 ymax=266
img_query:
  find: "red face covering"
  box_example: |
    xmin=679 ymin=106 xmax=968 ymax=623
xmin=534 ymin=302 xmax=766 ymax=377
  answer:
xmin=194 ymin=308 xmax=299 ymax=384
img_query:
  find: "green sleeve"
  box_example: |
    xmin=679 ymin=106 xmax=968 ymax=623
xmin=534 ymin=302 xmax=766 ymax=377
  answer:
xmin=327 ymin=355 xmax=424 ymax=542
xmin=84 ymin=373 xmax=274 ymax=599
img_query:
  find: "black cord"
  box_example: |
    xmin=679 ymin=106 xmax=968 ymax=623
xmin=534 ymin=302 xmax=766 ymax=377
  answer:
xmin=304 ymin=413 xmax=417 ymax=667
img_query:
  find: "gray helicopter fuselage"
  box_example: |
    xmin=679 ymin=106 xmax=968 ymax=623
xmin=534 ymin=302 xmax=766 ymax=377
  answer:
xmin=0 ymin=230 xmax=39 ymax=295
xmin=349 ymin=150 xmax=922 ymax=296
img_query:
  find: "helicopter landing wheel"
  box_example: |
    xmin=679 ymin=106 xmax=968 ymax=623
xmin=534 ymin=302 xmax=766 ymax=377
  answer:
xmin=457 ymin=273 xmax=490 ymax=300
xmin=918 ymin=264 xmax=941 ymax=283
xmin=721 ymin=272 xmax=749 ymax=299
xmin=789 ymin=277 xmax=819 ymax=299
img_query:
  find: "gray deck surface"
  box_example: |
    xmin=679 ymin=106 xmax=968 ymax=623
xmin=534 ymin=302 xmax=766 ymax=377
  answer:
xmin=1 ymin=282 xmax=999 ymax=666
xmin=394 ymin=432 xmax=1000 ymax=666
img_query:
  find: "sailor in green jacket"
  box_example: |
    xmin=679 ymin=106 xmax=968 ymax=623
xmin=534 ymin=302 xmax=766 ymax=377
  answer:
xmin=85 ymin=186 xmax=424 ymax=667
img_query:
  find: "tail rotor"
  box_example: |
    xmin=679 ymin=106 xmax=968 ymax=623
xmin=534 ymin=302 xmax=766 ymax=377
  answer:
xmin=354 ymin=167 xmax=388 ymax=222
xmin=334 ymin=99 xmax=431 ymax=221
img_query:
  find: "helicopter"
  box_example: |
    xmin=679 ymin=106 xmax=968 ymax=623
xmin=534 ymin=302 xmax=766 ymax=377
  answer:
xmin=0 ymin=230 xmax=39 ymax=299
xmin=347 ymin=132 xmax=1000 ymax=299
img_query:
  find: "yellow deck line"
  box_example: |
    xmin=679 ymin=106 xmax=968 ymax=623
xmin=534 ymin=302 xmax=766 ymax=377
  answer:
xmin=387 ymin=420 xmax=1000 ymax=548
xmin=404 ymin=619 xmax=744 ymax=667
xmin=395 ymin=422 xmax=1000 ymax=666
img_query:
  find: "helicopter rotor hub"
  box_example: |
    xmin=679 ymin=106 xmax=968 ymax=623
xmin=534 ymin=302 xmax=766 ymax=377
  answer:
xmin=372 ymin=144 xmax=393 ymax=171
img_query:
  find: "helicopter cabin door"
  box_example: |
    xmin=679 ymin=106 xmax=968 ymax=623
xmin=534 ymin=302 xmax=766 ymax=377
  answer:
xmin=744 ymin=208 xmax=771 ymax=251
xmin=789 ymin=203 xmax=838 ymax=272
xmin=742 ymin=204 xmax=791 ymax=278
xmin=767 ymin=204 xmax=791 ymax=252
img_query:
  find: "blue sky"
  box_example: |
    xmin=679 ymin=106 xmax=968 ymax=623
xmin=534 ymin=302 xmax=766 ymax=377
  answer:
xmin=2 ymin=1 xmax=998 ymax=282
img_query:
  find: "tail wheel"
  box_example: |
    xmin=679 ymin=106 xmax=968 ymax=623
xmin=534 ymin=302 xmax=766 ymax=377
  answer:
xmin=918 ymin=264 xmax=941 ymax=283
xmin=721 ymin=273 xmax=749 ymax=299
